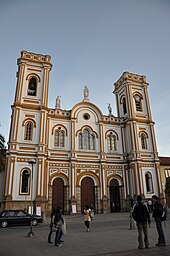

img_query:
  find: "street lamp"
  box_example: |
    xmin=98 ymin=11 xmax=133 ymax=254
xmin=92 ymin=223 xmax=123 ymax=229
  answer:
xmin=27 ymin=159 xmax=36 ymax=238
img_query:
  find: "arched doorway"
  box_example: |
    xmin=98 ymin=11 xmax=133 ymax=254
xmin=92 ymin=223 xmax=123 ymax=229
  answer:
xmin=81 ymin=177 xmax=95 ymax=213
xmin=109 ymin=179 xmax=121 ymax=212
xmin=52 ymin=178 xmax=64 ymax=211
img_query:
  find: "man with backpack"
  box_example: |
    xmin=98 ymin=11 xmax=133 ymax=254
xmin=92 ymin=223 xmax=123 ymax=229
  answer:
xmin=132 ymin=195 xmax=151 ymax=249
xmin=152 ymin=195 xmax=166 ymax=246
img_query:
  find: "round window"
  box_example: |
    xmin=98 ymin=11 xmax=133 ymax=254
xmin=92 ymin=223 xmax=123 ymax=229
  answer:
xmin=83 ymin=113 xmax=90 ymax=120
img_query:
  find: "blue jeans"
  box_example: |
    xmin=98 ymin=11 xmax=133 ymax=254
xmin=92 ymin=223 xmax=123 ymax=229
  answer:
xmin=154 ymin=217 xmax=165 ymax=244
xmin=55 ymin=227 xmax=63 ymax=245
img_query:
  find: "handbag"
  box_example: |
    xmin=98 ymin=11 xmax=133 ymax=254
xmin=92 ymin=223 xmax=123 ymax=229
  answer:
xmin=52 ymin=224 xmax=57 ymax=232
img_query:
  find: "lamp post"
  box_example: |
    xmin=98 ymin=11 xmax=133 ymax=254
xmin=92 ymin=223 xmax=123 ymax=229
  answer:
xmin=27 ymin=159 xmax=36 ymax=238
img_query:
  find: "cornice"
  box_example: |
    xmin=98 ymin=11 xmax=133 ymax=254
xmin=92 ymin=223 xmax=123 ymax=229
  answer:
xmin=18 ymin=50 xmax=52 ymax=67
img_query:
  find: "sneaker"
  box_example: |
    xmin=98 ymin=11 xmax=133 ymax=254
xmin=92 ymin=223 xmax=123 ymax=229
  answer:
xmin=157 ymin=243 xmax=166 ymax=246
xmin=145 ymin=245 xmax=149 ymax=249
xmin=138 ymin=246 xmax=144 ymax=249
xmin=55 ymin=243 xmax=62 ymax=247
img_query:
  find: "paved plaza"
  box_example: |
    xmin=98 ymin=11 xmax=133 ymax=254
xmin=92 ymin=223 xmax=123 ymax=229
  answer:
xmin=0 ymin=212 xmax=170 ymax=256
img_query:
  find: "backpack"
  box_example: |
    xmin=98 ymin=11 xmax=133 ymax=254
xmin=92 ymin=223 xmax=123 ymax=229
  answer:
xmin=132 ymin=204 xmax=138 ymax=221
xmin=161 ymin=206 xmax=167 ymax=221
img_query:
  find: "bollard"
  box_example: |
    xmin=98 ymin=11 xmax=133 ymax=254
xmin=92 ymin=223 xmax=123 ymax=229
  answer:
xmin=42 ymin=211 xmax=46 ymax=223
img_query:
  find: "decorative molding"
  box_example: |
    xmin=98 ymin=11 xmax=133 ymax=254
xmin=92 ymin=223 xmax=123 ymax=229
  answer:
xmin=141 ymin=164 xmax=154 ymax=167
xmin=20 ymin=50 xmax=51 ymax=64
xmin=50 ymin=153 xmax=68 ymax=157
xmin=77 ymin=155 xmax=98 ymax=158
xmin=19 ymin=147 xmax=36 ymax=150
xmin=106 ymin=165 xmax=122 ymax=169
xmin=141 ymin=154 xmax=152 ymax=157
xmin=76 ymin=164 xmax=99 ymax=168
xmin=107 ymin=170 xmax=116 ymax=176
xmin=27 ymin=68 xmax=42 ymax=72
xmin=23 ymin=99 xmax=40 ymax=104
xmin=49 ymin=163 xmax=69 ymax=167
xmin=106 ymin=156 xmax=121 ymax=159
xmin=50 ymin=168 xmax=69 ymax=176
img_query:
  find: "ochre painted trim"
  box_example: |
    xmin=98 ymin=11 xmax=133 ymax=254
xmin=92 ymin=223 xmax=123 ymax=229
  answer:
xmin=76 ymin=171 xmax=100 ymax=186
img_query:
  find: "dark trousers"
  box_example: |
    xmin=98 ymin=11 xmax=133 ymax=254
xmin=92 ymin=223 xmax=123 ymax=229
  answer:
xmin=136 ymin=222 xmax=149 ymax=248
xmin=48 ymin=226 xmax=53 ymax=243
xmin=55 ymin=228 xmax=63 ymax=245
xmin=154 ymin=217 xmax=165 ymax=244
xmin=85 ymin=221 xmax=90 ymax=229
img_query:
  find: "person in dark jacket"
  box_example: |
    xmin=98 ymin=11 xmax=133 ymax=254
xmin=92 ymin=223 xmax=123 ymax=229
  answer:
xmin=132 ymin=195 xmax=151 ymax=249
xmin=152 ymin=195 xmax=166 ymax=246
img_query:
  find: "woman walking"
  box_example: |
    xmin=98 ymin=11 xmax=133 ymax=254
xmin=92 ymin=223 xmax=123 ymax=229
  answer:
xmin=54 ymin=207 xmax=65 ymax=246
xmin=83 ymin=205 xmax=92 ymax=232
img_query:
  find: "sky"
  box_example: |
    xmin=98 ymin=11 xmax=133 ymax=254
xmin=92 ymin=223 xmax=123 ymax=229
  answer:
xmin=0 ymin=0 xmax=170 ymax=156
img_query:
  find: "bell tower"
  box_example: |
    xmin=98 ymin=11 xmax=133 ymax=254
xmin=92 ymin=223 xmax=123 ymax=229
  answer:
xmin=5 ymin=51 xmax=52 ymax=209
xmin=15 ymin=50 xmax=52 ymax=108
xmin=9 ymin=50 xmax=52 ymax=148
xmin=114 ymin=72 xmax=162 ymax=199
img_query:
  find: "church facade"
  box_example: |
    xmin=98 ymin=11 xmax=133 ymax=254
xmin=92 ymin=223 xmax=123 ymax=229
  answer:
xmin=4 ymin=50 xmax=163 ymax=215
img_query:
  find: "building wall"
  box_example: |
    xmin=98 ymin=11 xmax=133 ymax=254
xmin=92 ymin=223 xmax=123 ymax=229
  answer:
xmin=159 ymin=157 xmax=170 ymax=207
xmin=3 ymin=51 xmax=164 ymax=215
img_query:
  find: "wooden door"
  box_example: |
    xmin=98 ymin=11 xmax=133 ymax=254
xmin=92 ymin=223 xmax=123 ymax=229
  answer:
xmin=52 ymin=178 xmax=64 ymax=211
xmin=81 ymin=177 xmax=95 ymax=212
xmin=109 ymin=179 xmax=121 ymax=212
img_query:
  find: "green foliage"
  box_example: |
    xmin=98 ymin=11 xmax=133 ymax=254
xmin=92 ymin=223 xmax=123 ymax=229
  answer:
xmin=0 ymin=134 xmax=5 ymax=150
xmin=0 ymin=134 xmax=6 ymax=172
xmin=165 ymin=177 xmax=170 ymax=196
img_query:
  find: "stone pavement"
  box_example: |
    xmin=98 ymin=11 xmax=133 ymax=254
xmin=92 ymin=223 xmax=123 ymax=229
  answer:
xmin=0 ymin=212 xmax=170 ymax=256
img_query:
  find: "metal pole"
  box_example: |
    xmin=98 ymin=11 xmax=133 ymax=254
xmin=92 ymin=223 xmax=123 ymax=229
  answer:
xmin=27 ymin=159 xmax=36 ymax=238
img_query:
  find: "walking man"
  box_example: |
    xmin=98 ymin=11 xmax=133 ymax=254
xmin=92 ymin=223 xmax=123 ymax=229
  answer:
xmin=152 ymin=195 xmax=166 ymax=246
xmin=132 ymin=195 xmax=151 ymax=249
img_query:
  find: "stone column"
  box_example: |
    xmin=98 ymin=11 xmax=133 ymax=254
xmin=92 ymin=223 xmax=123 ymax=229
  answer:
xmin=102 ymin=195 xmax=109 ymax=213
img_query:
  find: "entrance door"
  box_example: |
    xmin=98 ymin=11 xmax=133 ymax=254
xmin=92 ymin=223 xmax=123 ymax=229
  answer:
xmin=52 ymin=178 xmax=64 ymax=211
xmin=109 ymin=179 xmax=121 ymax=212
xmin=81 ymin=177 xmax=95 ymax=213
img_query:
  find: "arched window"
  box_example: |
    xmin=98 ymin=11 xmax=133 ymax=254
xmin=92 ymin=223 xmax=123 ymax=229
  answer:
xmin=141 ymin=133 xmax=147 ymax=149
xmin=79 ymin=133 xmax=83 ymax=149
xmin=60 ymin=131 xmax=65 ymax=147
xmin=54 ymin=130 xmax=59 ymax=146
xmin=145 ymin=172 xmax=153 ymax=193
xmin=28 ymin=77 xmax=37 ymax=96
xmin=134 ymin=94 xmax=142 ymax=111
xmin=24 ymin=121 xmax=33 ymax=140
xmin=54 ymin=129 xmax=65 ymax=147
xmin=21 ymin=170 xmax=30 ymax=193
xmin=78 ymin=128 xmax=96 ymax=150
xmin=84 ymin=129 xmax=90 ymax=150
xmin=121 ymin=96 xmax=127 ymax=115
xmin=91 ymin=134 xmax=95 ymax=150
xmin=107 ymin=132 xmax=117 ymax=151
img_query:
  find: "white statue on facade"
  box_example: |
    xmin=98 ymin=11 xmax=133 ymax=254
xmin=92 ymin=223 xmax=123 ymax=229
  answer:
xmin=108 ymin=103 xmax=112 ymax=116
xmin=55 ymin=96 xmax=61 ymax=109
xmin=83 ymin=85 xmax=89 ymax=101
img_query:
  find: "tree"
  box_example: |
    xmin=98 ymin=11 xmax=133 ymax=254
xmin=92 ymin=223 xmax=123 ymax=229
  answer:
xmin=0 ymin=134 xmax=6 ymax=172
